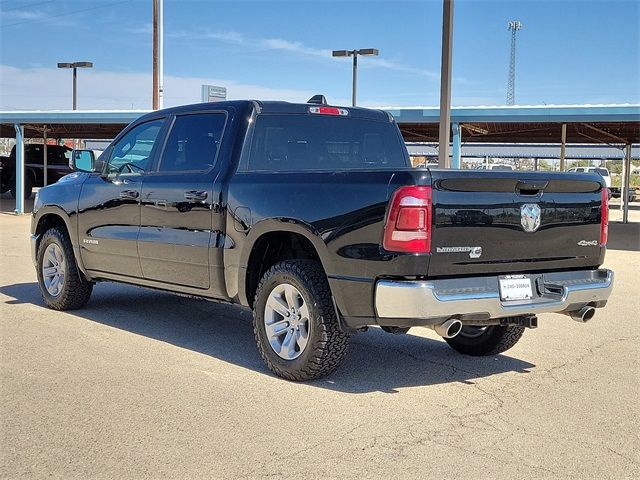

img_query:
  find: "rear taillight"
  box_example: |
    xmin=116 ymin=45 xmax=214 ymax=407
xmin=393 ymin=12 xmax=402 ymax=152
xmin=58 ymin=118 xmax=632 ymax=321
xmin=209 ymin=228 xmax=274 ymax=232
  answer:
xmin=600 ymin=188 xmax=609 ymax=246
xmin=383 ymin=186 xmax=432 ymax=254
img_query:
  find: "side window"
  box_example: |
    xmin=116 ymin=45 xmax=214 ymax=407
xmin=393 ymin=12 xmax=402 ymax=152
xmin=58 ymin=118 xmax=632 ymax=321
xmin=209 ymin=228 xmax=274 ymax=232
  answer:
xmin=107 ymin=119 xmax=164 ymax=175
xmin=159 ymin=113 xmax=226 ymax=172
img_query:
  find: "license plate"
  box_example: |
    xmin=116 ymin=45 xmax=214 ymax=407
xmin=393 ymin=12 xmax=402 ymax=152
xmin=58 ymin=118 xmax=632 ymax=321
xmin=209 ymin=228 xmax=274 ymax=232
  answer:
xmin=499 ymin=275 xmax=533 ymax=301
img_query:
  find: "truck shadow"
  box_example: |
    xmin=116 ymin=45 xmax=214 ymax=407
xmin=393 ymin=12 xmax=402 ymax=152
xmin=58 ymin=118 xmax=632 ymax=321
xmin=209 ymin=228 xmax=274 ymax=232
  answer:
xmin=1 ymin=281 xmax=535 ymax=394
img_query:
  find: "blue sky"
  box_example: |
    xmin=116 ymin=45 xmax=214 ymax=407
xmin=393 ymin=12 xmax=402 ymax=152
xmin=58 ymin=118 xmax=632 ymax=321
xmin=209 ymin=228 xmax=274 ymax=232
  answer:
xmin=1 ymin=0 xmax=639 ymax=109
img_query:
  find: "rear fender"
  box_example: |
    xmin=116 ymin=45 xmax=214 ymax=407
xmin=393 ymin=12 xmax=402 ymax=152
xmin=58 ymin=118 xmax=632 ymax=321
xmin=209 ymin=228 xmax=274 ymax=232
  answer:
xmin=235 ymin=218 xmax=333 ymax=306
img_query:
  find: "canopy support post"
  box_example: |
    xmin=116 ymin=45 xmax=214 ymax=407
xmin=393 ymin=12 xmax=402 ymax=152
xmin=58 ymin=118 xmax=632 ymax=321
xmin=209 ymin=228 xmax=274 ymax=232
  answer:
xmin=621 ymin=143 xmax=631 ymax=223
xmin=43 ymin=126 xmax=48 ymax=187
xmin=451 ymin=122 xmax=461 ymax=168
xmin=559 ymin=123 xmax=567 ymax=171
xmin=13 ymin=124 xmax=24 ymax=214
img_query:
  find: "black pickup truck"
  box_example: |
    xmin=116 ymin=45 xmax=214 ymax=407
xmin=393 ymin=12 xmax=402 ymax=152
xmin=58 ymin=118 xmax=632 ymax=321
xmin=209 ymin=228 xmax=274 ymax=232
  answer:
xmin=30 ymin=100 xmax=614 ymax=380
xmin=1 ymin=144 xmax=73 ymax=198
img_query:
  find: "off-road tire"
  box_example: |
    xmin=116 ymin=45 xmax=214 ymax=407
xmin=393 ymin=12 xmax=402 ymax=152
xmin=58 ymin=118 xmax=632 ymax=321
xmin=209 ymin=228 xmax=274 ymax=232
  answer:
xmin=36 ymin=227 xmax=93 ymax=310
xmin=445 ymin=323 xmax=525 ymax=356
xmin=253 ymin=260 xmax=349 ymax=381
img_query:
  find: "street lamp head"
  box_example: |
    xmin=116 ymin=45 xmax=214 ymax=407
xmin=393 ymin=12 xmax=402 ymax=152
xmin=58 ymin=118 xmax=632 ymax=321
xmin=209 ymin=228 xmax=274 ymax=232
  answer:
xmin=332 ymin=50 xmax=352 ymax=57
xmin=57 ymin=61 xmax=94 ymax=68
xmin=357 ymin=48 xmax=379 ymax=56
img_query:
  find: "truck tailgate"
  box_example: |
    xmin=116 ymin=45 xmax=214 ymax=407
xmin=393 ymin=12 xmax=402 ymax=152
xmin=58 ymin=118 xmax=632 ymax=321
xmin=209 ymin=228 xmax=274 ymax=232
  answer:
xmin=427 ymin=170 xmax=605 ymax=277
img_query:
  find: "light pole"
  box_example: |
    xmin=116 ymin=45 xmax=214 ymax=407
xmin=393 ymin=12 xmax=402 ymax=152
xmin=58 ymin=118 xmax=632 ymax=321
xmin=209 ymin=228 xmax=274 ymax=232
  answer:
xmin=57 ymin=61 xmax=93 ymax=110
xmin=332 ymin=49 xmax=379 ymax=106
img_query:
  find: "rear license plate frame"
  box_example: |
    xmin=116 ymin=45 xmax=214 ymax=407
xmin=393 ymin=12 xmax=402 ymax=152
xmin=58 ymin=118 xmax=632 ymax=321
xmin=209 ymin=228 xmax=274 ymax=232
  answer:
xmin=499 ymin=274 xmax=534 ymax=302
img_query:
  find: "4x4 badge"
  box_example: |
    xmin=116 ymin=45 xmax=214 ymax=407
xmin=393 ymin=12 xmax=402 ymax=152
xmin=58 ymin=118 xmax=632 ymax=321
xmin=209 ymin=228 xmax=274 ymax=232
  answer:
xmin=521 ymin=204 xmax=541 ymax=233
xmin=577 ymin=240 xmax=598 ymax=246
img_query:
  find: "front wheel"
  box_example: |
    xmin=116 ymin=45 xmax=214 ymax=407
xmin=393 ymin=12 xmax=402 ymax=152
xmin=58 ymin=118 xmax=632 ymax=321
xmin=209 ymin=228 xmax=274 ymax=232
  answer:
xmin=36 ymin=227 xmax=93 ymax=310
xmin=253 ymin=260 xmax=349 ymax=381
xmin=445 ymin=322 xmax=525 ymax=356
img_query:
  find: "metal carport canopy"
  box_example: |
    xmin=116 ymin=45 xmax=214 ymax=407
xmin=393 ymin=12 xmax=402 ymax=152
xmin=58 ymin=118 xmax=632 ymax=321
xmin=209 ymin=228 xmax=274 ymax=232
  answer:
xmin=0 ymin=110 xmax=149 ymax=216
xmin=2 ymin=104 xmax=639 ymax=220
xmin=388 ymin=103 xmax=639 ymax=223
xmin=0 ymin=110 xmax=149 ymax=139
xmin=387 ymin=104 xmax=640 ymax=144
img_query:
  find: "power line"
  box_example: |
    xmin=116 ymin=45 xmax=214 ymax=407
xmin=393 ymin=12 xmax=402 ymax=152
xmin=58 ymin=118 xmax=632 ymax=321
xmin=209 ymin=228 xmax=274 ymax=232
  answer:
xmin=1 ymin=0 xmax=131 ymax=27
xmin=0 ymin=1 xmax=55 ymax=13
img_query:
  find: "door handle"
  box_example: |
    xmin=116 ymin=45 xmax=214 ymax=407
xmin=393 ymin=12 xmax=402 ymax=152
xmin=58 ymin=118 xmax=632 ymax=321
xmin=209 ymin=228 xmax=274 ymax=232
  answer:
xmin=184 ymin=190 xmax=208 ymax=201
xmin=119 ymin=189 xmax=139 ymax=199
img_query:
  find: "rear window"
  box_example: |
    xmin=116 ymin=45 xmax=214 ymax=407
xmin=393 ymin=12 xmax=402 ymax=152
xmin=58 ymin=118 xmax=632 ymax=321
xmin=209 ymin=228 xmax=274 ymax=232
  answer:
xmin=594 ymin=168 xmax=609 ymax=177
xmin=246 ymin=114 xmax=408 ymax=171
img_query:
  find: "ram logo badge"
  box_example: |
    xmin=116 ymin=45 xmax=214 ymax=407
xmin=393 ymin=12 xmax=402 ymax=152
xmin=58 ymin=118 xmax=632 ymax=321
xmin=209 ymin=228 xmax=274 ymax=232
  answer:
xmin=82 ymin=238 xmax=99 ymax=245
xmin=521 ymin=204 xmax=541 ymax=233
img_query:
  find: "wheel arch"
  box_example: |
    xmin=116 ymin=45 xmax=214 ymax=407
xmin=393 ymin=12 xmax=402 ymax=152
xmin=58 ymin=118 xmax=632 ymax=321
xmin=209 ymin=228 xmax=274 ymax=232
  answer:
xmin=239 ymin=219 xmax=333 ymax=308
xmin=33 ymin=206 xmax=89 ymax=277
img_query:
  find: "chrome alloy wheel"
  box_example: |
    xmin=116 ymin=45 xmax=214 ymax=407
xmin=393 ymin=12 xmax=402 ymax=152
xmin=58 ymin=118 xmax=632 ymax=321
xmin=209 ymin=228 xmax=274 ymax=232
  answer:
xmin=264 ymin=283 xmax=311 ymax=360
xmin=42 ymin=243 xmax=66 ymax=297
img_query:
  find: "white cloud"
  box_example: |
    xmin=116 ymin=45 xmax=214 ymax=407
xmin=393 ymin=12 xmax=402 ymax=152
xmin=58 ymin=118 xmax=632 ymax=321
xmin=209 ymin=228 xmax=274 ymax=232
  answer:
xmin=259 ymin=38 xmax=332 ymax=58
xmin=126 ymin=22 xmax=153 ymax=35
xmin=0 ymin=64 xmax=323 ymax=110
xmin=167 ymin=28 xmax=441 ymax=79
xmin=1 ymin=10 xmax=47 ymax=21
xmin=0 ymin=8 xmax=75 ymax=27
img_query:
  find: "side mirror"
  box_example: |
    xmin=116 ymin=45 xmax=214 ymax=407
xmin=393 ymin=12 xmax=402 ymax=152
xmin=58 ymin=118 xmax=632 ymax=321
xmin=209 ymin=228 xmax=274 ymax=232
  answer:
xmin=70 ymin=149 xmax=96 ymax=172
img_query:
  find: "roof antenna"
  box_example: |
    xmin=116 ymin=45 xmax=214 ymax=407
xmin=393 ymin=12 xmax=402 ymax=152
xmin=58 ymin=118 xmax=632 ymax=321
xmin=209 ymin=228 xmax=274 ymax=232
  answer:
xmin=307 ymin=95 xmax=327 ymax=105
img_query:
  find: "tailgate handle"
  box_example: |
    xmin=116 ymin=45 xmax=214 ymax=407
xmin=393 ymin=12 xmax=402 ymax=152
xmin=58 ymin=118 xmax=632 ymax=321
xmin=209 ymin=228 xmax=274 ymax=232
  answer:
xmin=516 ymin=180 xmax=548 ymax=195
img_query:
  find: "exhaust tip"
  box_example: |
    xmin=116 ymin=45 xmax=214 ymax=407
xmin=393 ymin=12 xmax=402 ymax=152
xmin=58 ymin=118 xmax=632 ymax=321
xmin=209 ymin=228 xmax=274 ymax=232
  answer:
xmin=432 ymin=319 xmax=463 ymax=338
xmin=445 ymin=320 xmax=463 ymax=338
xmin=570 ymin=306 xmax=596 ymax=323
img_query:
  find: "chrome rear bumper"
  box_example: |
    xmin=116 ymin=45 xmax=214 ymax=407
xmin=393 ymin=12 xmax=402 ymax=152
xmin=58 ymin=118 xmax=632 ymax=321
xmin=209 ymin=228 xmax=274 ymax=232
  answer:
xmin=375 ymin=269 xmax=613 ymax=322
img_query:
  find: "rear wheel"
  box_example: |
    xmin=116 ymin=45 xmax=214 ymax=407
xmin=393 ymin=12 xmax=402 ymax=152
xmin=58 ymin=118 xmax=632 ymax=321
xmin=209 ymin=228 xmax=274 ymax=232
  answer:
xmin=36 ymin=227 xmax=93 ymax=310
xmin=444 ymin=322 xmax=525 ymax=356
xmin=253 ymin=260 xmax=349 ymax=381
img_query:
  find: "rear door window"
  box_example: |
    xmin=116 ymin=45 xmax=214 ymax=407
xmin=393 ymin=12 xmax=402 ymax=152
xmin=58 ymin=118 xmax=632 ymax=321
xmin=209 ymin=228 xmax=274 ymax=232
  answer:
xmin=159 ymin=112 xmax=227 ymax=172
xmin=246 ymin=114 xmax=408 ymax=171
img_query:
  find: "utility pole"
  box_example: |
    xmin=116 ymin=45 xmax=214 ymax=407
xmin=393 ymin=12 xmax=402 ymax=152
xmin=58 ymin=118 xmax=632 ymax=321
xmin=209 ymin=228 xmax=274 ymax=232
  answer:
xmin=152 ymin=0 xmax=159 ymax=110
xmin=506 ymin=20 xmax=522 ymax=106
xmin=438 ymin=0 xmax=454 ymax=168
xmin=158 ymin=0 xmax=164 ymax=108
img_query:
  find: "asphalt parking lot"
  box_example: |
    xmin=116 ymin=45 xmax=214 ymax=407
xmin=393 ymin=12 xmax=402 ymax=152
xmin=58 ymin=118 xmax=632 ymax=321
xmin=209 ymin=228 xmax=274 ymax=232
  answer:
xmin=1 ymin=205 xmax=639 ymax=479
